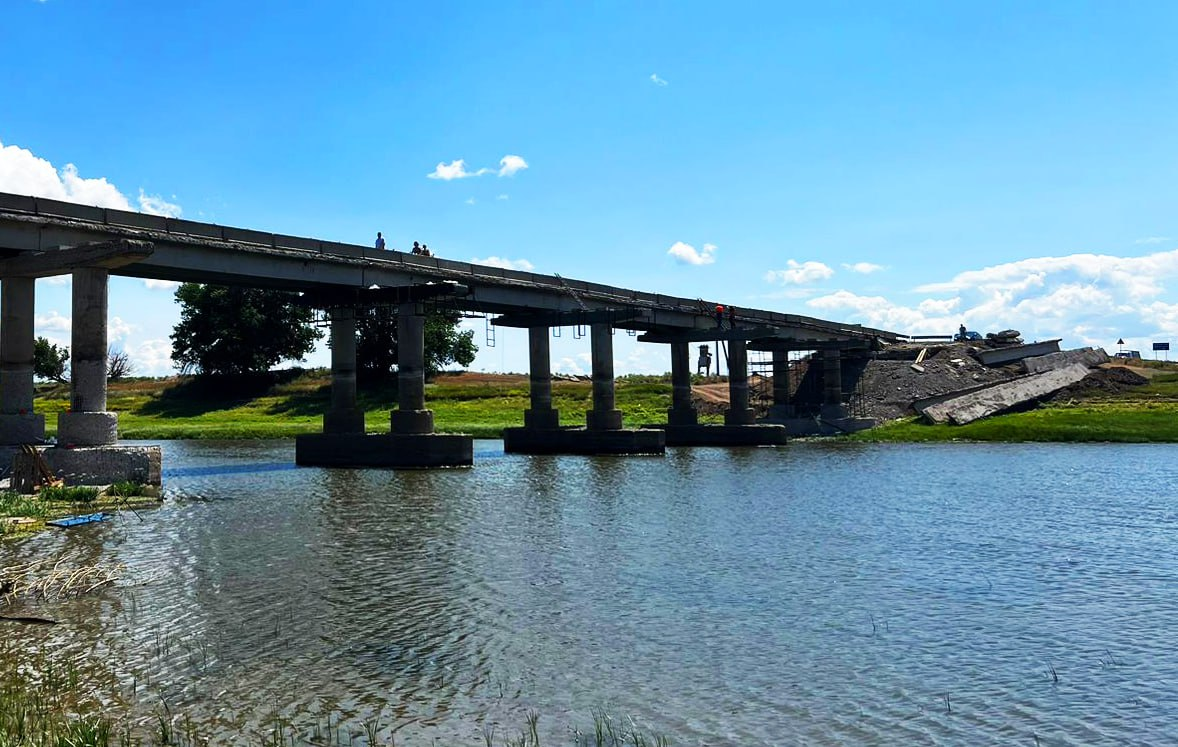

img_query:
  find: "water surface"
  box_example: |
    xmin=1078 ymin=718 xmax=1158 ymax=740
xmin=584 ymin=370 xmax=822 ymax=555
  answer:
xmin=2 ymin=440 xmax=1176 ymax=745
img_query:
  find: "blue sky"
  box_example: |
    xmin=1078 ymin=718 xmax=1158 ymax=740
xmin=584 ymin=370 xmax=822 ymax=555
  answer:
xmin=3 ymin=1 xmax=1178 ymax=375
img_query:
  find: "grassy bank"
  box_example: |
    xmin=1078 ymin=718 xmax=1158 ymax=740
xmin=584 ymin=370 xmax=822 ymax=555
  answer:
xmin=34 ymin=370 xmax=704 ymax=441
xmin=27 ymin=363 xmax=1178 ymax=443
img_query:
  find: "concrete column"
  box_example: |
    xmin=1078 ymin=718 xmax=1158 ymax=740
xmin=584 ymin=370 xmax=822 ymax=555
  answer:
xmin=390 ymin=303 xmax=434 ymax=434
xmin=0 ymin=277 xmax=45 ymax=443
xmin=768 ymin=349 xmax=795 ymax=419
xmin=667 ymin=341 xmax=698 ymax=426
xmin=724 ymin=338 xmax=755 ymax=425
xmin=324 ymin=307 xmax=365 ymax=434
xmin=524 ymin=326 xmax=560 ymax=429
xmin=57 ymin=268 xmax=117 ymax=446
xmin=585 ymin=322 xmax=622 ymax=430
xmin=821 ymin=348 xmax=847 ymax=418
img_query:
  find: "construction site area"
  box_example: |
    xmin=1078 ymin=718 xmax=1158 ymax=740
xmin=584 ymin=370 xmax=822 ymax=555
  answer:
xmin=697 ymin=333 xmax=1151 ymax=434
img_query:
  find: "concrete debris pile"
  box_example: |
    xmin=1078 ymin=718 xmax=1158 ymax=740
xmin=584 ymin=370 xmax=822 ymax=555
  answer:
xmin=855 ymin=343 xmax=1013 ymax=422
xmin=857 ymin=342 xmax=1127 ymax=425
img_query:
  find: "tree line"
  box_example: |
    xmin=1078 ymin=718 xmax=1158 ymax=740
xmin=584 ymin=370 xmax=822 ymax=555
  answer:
xmin=33 ymin=283 xmax=477 ymax=382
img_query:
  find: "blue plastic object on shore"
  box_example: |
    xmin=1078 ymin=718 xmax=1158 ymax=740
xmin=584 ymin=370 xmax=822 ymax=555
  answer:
xmin=47 ymin=512 xmax=110 ymax=528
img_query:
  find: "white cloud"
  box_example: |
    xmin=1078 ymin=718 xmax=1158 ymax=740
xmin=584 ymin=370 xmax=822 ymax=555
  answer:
xmin=472 ymin=256 xmax=535 ymax=272
xmin=803 ymin=246 xmax=1178 ymax=350
xmin=555 ymin=353 xmax=592 ymax=376
xmin=465 ymin=197 xmax=477 ymax=205
xmin=429 ymin=155 xmax=528 ymax=181
xmin=667 ymin=241 xmax=717 ymax=266
xmin=143 ymin=279 xmax=181 ymax=290
xmin=108 ymin=316 xmax=135 ymax=342
xmin=650 ymin=73 xmax=668 ymax=87
xmin=1135 ymin=236 xmax=1171 ymax=245
xmin=132 ymin=339 xmax=174 ymax=376
xmin=427 ymin=159 xmax=484 ymax=180
xmin=496 ymin=194 xmax=509 ymax=201
xmin=34 ymin=310 xmax=71 ymax=334
xmin=764 ymin=260 xmax=834 ymax=285
xmin=843 ymin=261 xmax=884 ymax=274
xmin=137 ymin=190 xmax=182 ymax=217
xmin=0 ymin=139 xmax=181 ymax=218
xmin=498 ymin=155 xmax=528 ymax=177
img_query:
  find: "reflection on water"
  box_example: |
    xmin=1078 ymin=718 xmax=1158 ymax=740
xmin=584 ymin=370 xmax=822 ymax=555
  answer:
xmin=3 ymin=440 xmax=1178 ymax=745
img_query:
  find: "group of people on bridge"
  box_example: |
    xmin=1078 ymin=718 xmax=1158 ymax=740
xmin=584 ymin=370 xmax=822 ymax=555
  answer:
xmin=373 ymin=233 xmax=432 ymax=256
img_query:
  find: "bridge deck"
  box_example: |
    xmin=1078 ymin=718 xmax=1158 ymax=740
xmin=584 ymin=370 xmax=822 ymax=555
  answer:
xmin=0 ymin=191 xmax=902 ymax=347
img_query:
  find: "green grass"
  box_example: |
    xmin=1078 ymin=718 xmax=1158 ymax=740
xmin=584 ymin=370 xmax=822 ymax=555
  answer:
xmin=29 ymin=363 xmax=1178 ymax=443
xmin=35 ymin=371 xmax=681 ymax=440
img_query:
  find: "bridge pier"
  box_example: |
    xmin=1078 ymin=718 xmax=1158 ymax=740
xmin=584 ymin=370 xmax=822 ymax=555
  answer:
xmin=297 ymin=302 xmax=472 ymax=468
xmin=766 ymin=349 xmax=795 ymax=419
xmin=654 ymin=333 xmax=786 ymax=447
xmin=324 ymin=307 xmax=364 ymax=435
xmin=57 ymin=269 xmax=118 ymax=446
xmin=504 ymin=322 xmax=663 ymax=455
xmin=0 ymin=277 xmax=46 ymax=444
xmin=8 ymin=267 xmax=160 ymax=490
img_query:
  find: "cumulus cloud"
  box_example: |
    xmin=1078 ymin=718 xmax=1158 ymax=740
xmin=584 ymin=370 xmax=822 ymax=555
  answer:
xmin=143 ymin=279 xmax=181 ymax=290
xmin=34 ymin=310 xmax=71 ymax=334
xmin=429 ymin=155 xmax=528 ymax=181
xmin=843 ymin=261 xmax=884 ymax=274
xmin=0 ymin=139 xmax=181 ymax=216
xmin=803 ymin=246 xmax=1178 ymax=351
xmin=650 ymin=73 xmax=668 ymax=87
xmin=667 ymin=241 xmax=717 ymax=266
xmin=555 ymin=353 xmax=592 ymax=376
xmin=472 ymin=256 xmax=535 ymax=272
xmin=765 ymin=260 xmax=835 ymax=285
xmin=498 ymin=155 xmax=528 ymax=177
xmin=428 ymin=159 xmax=481 ymax=180
xmin=108 ymin=316 xmax=134 ymax=342
xmin=132 ymin=339 xmax=174 ymax=376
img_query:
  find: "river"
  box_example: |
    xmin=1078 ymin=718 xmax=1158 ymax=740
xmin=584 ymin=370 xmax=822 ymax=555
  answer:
xmin=2 ymin=440 xmax=1176 ymax=745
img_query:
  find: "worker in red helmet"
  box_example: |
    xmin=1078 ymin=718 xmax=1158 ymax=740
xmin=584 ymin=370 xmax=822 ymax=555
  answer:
xmin=715 ymin=304 xmax=724 ymax=328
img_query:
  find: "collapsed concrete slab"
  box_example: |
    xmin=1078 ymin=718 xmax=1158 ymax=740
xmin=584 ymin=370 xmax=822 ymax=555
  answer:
xmin=918 ymin=363 xmax=1092 ymax=425
xmin=1022 ymin=347 xmax=1110 ymax=374
xmin=974 ymin=339 xmax=1062 ymax=366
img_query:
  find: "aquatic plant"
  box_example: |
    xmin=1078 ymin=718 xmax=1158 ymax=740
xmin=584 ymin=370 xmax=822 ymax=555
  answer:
xmin=37 ymin=484 xmax=101 ymax=504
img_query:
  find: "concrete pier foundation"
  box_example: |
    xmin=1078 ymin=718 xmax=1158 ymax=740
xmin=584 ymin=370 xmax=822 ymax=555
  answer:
xmin=667 ymin=341 xmax=698 ymax=426
xmin=0 ymin=277 xmax=45 ymax=444
xmin=656 ymin=338 xmax=786 ymax=447
xmin=505 ymin=322 xmax=663 ymax=455
xmin=296 ymin=302 xmax=472 ymax=468
xmin=57 ymin=268 xmax=118 ymax=446
xmin=820 ymin=349 xmax=848 ymax=419
xmin=523 ymin=326 xmax=560 ymax=429
xmin=324 ymin=308 xmax=365 ymax=434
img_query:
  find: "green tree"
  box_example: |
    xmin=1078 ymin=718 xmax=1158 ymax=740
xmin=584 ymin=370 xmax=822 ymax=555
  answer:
xmin=356 ymin=306 xmax=477 ymax=381
xmin=171 ymin=284 xmax=322 ymax=376
xmin=33 ymin=337 xmax=69 ymax=382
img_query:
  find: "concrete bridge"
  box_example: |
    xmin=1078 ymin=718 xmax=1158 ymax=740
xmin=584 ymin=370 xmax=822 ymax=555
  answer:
xmin=0 ymin=191 xmax=903 ymax=472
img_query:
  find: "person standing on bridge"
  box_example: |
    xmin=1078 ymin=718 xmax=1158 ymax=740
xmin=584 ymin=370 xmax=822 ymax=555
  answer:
xmin=375 ymin=232 xmax=386 ymax=250
xmin=715 ymin=304 xmax=724 ymax=328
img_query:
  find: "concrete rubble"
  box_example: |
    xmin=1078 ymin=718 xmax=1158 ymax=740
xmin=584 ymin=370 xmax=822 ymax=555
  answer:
xmin=917 ymin=363 xmax=1093 ymax=425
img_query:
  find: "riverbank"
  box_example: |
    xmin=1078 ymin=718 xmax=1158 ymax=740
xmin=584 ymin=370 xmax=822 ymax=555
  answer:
xmin=32 ymin=370 xmax=711 ymax=441
xmin=23 ymin=360 xmax=1178 ymax=443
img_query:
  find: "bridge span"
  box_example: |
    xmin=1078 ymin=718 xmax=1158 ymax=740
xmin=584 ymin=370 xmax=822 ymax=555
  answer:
xmin=0 ymin=191 xmax=903 ymax=472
